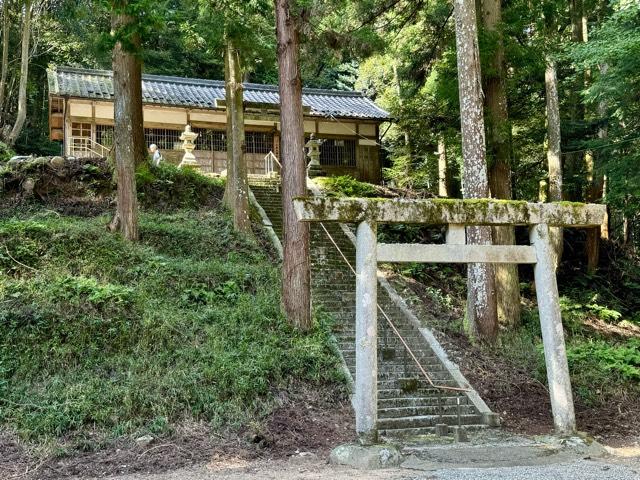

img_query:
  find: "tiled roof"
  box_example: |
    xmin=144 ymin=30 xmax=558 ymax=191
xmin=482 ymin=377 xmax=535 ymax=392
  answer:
xmin=48 ymin=67 xmax=390 ymax=121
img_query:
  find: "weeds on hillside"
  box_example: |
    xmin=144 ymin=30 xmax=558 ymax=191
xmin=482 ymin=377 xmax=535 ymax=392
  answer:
xmin=0 ymin=209 xmax=345 ymax=441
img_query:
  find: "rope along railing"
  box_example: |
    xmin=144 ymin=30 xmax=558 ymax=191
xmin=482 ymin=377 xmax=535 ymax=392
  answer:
xmin=318 ymin=222 xmax=469 ymax=394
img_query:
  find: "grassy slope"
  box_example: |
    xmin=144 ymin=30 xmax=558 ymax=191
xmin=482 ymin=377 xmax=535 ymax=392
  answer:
xmin=0 ymin=205 xmax=344 ymax=441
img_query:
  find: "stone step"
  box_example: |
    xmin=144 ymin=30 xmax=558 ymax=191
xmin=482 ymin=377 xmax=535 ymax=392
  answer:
xmin=379 ymin=424 xmax=487 ymax=438
xmin=378 ymin=404 xmax=477 ymax=419
xmin=376 ymin=372 xmax=453 ymax=382
xmin=377 ymin=378 xmax=459 ymax=390
xmin=336 ymin=334 xmax=426 ymax=343
xmin=378 ymin=396 xmax=472 ymax=409
xmin=378 ymin=413 xmax=483 ymax=430
xmin=339 ymin=345 xmax=437 ymax=357
xmin=378 ymin=387 xmax=463 ymax=399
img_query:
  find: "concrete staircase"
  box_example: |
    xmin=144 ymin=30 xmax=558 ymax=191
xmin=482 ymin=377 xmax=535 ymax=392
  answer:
xmin=250 ymin=179 xmax=491 ymax=438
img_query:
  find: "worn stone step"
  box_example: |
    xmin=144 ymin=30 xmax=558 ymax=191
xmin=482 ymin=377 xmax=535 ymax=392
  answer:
xmin=378 ymin=404 xmax=477 ymax=419
xmin=340 ymin=354 xmax=445 ymax=366
xmin=378 ymin=396 xmax=471 ymax=409
xmin=377 ymin=378 xmax=459 ymax=390
xmin=378 ymin=413 xmax=482 ymax=430
xmin=378 ymin=424 xmax=487 ymax=438
xmin=339 ymin=344 xmax=437 ymax=355
xmin=344 ymin=366 xmax=447 ymax=379
xmin=339 ymin=348 xmax=438 ymax=360
xmin=340 ymin=348 xmax=437 ymax=360
xmin=376 ymin=370 xmax=451 ymax=381
xmin=378 ymin=387 xmax=462 ymax=399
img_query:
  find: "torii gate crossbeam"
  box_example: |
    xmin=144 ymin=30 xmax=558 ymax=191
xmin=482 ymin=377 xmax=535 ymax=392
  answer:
xmin=294 ymin=197 xmax=607 ymax=443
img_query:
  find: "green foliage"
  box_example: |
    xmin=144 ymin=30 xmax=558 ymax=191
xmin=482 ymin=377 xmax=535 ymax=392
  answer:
xmin=136 ymin=163 xmax=225 ymax=211
xmin=0 ymin=142 xmax=16 ymax=163
xmin=0 ymin=208 xmax=343 ymax=439
xmin=316 ymin=175 xmax=378 ymax=197
xmin=569 ymin=3 xmax=640 ymax=221
xmin=567 ymin=339 xmax=640 ymax=405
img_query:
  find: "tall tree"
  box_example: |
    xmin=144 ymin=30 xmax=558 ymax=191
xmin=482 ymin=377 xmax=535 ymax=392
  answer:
xmin=480 ymin=0 xmax=521 ymax=327
xmin=224 ymin=39 xmax=251 ymax=233
xmin=542 ymin=2 xmax=564 ymax=267
xmin=110 ymin=0 xmax=146 ymax=241
xmin=5 ymin=0 xmax=32 ymax=145
xmin=0 ymin=0 xmax=10 ymax=125
xmin=274 ymin=0 xmax=311 ymax=330
xmin=453 ymin=0 xmax=497 ymax=342
xmin=437 ymin=133 xmax=448 ymax=197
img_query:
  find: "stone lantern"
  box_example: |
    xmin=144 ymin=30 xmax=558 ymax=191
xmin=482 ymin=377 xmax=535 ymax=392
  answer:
xmin=305 ymin=134 xmax=325 ymax=178
xmin=178 ymin=125 xmax=200 ymax=170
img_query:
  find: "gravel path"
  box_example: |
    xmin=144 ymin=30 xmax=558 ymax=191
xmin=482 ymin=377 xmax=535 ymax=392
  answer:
xmin=424 ymin=459 xmax=640 ymax=480
xmin=77 ymin=454 xmax=640 ymax=480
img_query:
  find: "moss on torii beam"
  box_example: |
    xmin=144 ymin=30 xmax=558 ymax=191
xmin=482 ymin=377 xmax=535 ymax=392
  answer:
xmin=292 ymin=197 xmax=607 ymax=227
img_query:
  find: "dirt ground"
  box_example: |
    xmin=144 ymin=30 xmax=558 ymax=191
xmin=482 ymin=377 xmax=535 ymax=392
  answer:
xmin=76 ymin=435 xmax=640 ymax=480
xmin=0 ymin=384 xmax=355 ymax=480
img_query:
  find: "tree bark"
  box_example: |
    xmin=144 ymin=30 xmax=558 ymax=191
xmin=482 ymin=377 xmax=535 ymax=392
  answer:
xmin=481 ymin=0 xmax=521 ymax=328
xmin=224 ymin=41 xmax=251 ymax=233
xmin=453 ymin=0 xmax=497 ymax=342
xmin=598 ymin=64 xmax=609 ymax=241
xmin=111 ymin=5 xmax=145 ymax=241
xmin=579 ymin=9 xmax=600 ymax=274
xmin=565 ymin=0 xmax=585 ymax=202
xmin=275 ymin=0 xmax=311 ymax=331
xmin=6 ymin=0 xmax=31 ymax=145
xmin=223 ymin=44 xmax=234 ymax=209
xmin=544 ymin=40 xmax=563 ymax=266
xmin=437 ymin=133 xmax=448 ymax=197
xmin=0 ymin=0 xmax=10 ymax=124
xmin=392 ymin=62 xmax=411 ymax=165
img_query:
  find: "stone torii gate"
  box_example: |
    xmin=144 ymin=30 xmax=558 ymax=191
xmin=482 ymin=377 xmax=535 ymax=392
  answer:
xmin=293 ymin=197 xmax=607 ymax=442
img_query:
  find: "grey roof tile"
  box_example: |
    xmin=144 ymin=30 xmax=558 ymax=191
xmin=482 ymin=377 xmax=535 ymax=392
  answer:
xmin=48 ymin=66 xmax=389 ymax=120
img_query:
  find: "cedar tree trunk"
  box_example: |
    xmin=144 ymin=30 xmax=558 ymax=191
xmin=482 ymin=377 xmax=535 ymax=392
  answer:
xmin=224 ymin=41 xmax=251 ymax=233
xmin=481 ymin=0 xmax=521 ymax=328
xmin=437 ymin=133 xmax=448 ymax=197
xmin=111 ymin=5 xmax=145 ymax=241
xmin=545 ymin=56 xmax=564 ymax=268
xmin=275 ymin=0 xmax=311 ymax=330
xmin=453 ymin=0 xmax=497 ymax=342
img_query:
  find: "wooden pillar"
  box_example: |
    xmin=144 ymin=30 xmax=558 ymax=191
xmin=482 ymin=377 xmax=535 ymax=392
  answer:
xmin=63 ymin=99 xmax=71 ymax=156
xmin=355 ymin=219 xmax=378 ymax=444
xmin=531 ymin=223 xmax=576 ymax=435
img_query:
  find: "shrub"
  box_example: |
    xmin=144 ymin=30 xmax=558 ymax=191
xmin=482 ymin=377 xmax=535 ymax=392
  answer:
xmin=567 ymin=339 xmax=640 ymax=405
xmin=136 ymin=163 xmax=225 ymax=211
xmin=0 ymin=141 xmax=15 ymax=163
xmin=316 ymin=175 xmax=378 ymax=197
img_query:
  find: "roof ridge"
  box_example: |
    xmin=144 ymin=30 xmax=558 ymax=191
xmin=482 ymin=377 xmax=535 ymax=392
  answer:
xmin=55 ymin=66 xmax=367 ymax=97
